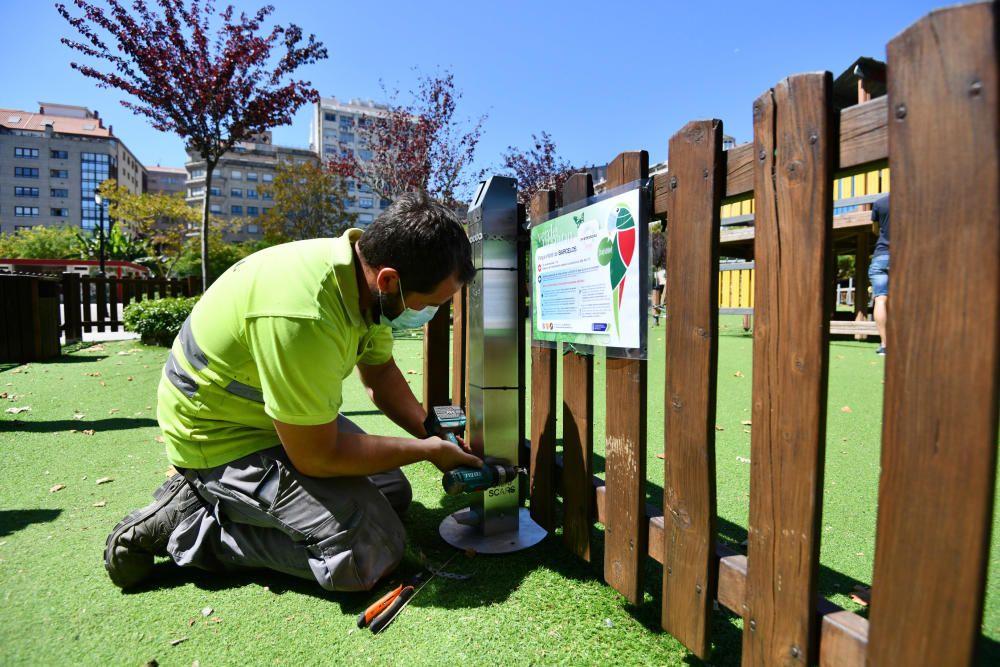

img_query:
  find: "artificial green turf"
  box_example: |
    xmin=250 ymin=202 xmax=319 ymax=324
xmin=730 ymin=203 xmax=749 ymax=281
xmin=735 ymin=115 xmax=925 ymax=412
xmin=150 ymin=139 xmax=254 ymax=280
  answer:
xmin=0 ymin=320 xmax=996 ymax=665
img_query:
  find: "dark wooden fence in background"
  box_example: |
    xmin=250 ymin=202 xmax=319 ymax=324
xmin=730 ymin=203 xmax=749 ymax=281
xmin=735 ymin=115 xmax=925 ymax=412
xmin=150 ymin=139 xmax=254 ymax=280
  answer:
xmin=0 ymin=272 xmax=197 ymax=362
xmin=425 ymin=3 xmax=997 ymax=665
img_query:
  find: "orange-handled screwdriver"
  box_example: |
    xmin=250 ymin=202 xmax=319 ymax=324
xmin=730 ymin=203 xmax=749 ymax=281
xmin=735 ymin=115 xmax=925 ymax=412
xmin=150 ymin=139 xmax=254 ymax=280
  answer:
xmin=357 ymin=584 xmax=403 ymax=629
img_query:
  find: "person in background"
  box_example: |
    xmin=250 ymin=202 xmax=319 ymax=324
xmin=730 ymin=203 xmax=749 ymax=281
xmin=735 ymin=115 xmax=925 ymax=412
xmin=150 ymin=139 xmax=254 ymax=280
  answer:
xmin=869 ymin=194 xmax=890 ymax=355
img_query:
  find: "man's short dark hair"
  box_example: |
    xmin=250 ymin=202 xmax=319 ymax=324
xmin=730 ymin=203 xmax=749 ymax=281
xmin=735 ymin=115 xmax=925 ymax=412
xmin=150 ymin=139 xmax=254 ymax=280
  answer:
xmin=358 ymin=190 xmax=475 ymax=293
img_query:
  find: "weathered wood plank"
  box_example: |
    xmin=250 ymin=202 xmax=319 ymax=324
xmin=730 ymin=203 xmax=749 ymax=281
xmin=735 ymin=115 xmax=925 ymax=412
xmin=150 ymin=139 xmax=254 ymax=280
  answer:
xmin=95 ymin=276 xmax=107 ymax=333
xmin=422 ymin=301 xmax=451 ymax=414
xmin=838 ymin=95 xmax=888 ymax=170
xmin=743 ymin=72 xmax=834 ymax=667
xmin=820 ymin=612 xmax=869 ymax=667
xmin=653 ymin=96 xmax=888 ymax=217
xmin=869 ymin=4 xmax=1000 ymax=666
xmin=559 ymin=172 xmax=596 ymax=561
xmin=602 ymin=150 xmax=649 ymax=604
xmin=528 ymin=189 xmax=557 ymax=531
xmin=660 ymin=120 xmax=724 ymax=658
xmin=61 ymin=272 xmax=82 ymax=343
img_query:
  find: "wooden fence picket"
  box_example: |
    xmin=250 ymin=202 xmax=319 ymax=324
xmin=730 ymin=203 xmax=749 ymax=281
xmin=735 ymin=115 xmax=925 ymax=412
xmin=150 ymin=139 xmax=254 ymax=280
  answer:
xmin=560 ymin=172 xmax=597 ymax=561
xmin=867 ymin=4 xmax=1000 ymax=666
xmin=743 ymin=72 xmax=835 ymax=667
xmin=661 ymin=120 xmax=725 ymax=658
xmin=528 ymin=189 xmax=557 ymax=532
xmin=602 ymin=151 xmax=649 ymax=604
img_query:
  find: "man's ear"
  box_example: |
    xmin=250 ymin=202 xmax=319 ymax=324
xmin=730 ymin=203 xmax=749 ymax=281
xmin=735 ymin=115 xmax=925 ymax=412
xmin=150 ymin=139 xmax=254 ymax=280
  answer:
xmin=375 ymin=267 xmax=399 ymax=293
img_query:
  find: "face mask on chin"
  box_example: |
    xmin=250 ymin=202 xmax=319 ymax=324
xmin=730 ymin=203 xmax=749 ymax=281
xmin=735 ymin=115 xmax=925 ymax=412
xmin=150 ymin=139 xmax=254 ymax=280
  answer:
xmin=377 ymin=274 xmax=438 ymax=330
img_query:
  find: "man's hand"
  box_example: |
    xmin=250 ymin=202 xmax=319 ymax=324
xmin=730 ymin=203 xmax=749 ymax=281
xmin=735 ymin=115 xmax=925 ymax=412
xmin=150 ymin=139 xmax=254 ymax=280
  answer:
xmin=427 ymin=436 xmax=482 ymax=473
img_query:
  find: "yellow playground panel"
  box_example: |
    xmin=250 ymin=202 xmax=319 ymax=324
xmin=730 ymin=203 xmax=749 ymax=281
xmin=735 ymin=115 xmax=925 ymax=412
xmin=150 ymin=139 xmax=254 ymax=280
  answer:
xmin=717 ymin=166 xmax=889 ymax=312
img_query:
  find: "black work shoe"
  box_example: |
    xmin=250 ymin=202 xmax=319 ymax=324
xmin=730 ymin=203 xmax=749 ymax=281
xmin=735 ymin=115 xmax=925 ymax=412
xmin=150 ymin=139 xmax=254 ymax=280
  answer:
xmin=104 ymin=474 xmax=202 ymax=589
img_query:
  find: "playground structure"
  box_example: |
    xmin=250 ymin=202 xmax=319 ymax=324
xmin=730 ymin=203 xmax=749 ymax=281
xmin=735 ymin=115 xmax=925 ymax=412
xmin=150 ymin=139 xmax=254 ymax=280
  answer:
xmin=423 ymin=3 xmax=998 ymax=665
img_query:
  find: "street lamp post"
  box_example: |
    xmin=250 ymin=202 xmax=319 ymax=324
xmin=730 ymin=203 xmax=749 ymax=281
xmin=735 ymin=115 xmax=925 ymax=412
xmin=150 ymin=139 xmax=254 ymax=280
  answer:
xmin=94 ymin=192 xmax=106 ymax=277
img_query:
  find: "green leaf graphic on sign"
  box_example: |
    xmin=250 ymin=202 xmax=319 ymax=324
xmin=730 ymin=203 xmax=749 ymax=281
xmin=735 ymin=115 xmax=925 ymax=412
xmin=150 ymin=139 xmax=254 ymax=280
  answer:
xmin=597 ymin=237 xmax=613 ymax=265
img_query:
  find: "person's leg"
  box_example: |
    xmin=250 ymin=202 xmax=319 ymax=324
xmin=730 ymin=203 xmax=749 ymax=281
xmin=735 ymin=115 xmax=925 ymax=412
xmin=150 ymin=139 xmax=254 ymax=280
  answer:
xmin=168 ymin=444 xmax=407 ymax=592
xmin=873 ymin=295 xmax=888 ymax=349
xmin=868 ymin=253 xmax=889 ymax=352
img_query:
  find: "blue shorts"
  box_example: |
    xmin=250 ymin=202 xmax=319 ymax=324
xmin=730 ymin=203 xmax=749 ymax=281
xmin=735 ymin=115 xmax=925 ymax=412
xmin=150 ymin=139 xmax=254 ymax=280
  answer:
xmin=869 ymin=253 xmax=889 ymax=297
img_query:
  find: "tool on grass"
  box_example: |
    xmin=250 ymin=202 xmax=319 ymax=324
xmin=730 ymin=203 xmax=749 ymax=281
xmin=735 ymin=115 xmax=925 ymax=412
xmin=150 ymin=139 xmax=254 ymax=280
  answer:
xmin=360 ymin=553 xmax=461 ymax=635
xmin=425 ymin=405 xmax=525 ymax=496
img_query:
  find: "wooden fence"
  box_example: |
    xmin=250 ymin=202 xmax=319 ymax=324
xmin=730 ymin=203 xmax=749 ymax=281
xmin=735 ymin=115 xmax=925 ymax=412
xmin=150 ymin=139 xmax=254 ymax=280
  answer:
xmin=61 ymin=273 xmax=197 ymax=342
xmin=423 ymin=3 xmax=998 ymax=665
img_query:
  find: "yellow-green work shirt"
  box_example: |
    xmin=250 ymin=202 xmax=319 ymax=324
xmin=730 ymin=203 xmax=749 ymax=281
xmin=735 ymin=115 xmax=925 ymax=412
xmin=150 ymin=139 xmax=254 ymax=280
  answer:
xmin=157 ymin=229 xmax=393 ymax=469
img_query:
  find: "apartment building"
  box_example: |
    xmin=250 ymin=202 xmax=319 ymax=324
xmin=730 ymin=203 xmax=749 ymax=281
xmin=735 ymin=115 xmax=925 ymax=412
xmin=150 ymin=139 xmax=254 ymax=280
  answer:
xmin=145 ymin=165 xmax=186 ymax=196
xmin=311 ymin=97 xmax=393 ymax=226
xmin=185 ymin=131 xmax=317 ymax=240
xmin=0 ymin=102 xmax=144 ymax=235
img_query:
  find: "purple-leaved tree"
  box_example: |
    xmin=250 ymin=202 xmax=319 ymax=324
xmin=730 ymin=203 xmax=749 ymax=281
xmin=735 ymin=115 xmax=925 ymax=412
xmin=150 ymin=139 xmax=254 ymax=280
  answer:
xmin=57 ymin=0 xmax=327 ymax=289
xmin=501 ymin=131 xmax=585 ymax=208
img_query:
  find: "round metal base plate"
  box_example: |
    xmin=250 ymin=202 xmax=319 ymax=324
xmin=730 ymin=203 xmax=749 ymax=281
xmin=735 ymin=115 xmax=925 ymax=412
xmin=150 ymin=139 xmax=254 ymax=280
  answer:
xmin=439 ymin=507 xmax=547 ymax=554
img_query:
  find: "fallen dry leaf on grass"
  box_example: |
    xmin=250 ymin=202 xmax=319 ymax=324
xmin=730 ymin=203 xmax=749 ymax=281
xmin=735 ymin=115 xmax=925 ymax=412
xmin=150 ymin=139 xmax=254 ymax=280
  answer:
xmin=850 ymin=585 xmax=871 ymax=606
xmin=72 ymin=413 xmax=85 ymax=420
xmin=82 ymin=429 xmax=96 ymax=436
xmin=655 ymin=453 xmax=664 ymax=459
xmin=740 ymin=420 xmax=752 ymax=426
xmin=5 ymin=406 xmax=30 ymax=415
xmin=165 ymin=466 xmax=178 ymax=478
xmin=406 ymin=369 xmax=417 ymax=375
xmin=49 ymin=484 xmax=66 ymax=493
xmin=127 ymin=376 xmax=134 ymax=381
xmin=715 ymin=425 xmax=724 ymax=431
xmin=169 ymin=637 xmax=188 ymax=647
xmin=736 ymin=456 xmax=751 ymax=464
xmin=87 ymin=372 xmax=101 ymax=377
xmin=108 ymin=408 xmax=120 ymax=415
xmin=96 ymin=477 xmax=113 ymax=485
xmin=93 ymin=500 xmax=106 ymax=508
xmin=155 ymin=435 xmax=166 ymax=444
xmin=733 ymin=371 xmax=744 ymax=378
xmin=840 ymin=406 xmax=853 ymax=413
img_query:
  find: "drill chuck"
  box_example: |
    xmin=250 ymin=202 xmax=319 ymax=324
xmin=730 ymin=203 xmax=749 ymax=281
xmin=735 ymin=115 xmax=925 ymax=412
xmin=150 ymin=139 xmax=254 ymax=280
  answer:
xmin=442 ymin=463 xmax=524 ymax=495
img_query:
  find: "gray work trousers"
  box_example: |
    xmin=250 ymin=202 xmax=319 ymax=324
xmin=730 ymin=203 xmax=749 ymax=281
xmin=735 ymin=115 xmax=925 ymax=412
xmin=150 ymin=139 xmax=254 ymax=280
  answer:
xmin=166 ymin=415 xmax=410 ymax=592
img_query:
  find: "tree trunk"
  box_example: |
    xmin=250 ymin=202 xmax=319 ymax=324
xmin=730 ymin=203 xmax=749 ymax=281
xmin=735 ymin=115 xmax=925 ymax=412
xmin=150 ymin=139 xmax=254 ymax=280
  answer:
xmin=201 ymin=161 xmax=215 ymax=293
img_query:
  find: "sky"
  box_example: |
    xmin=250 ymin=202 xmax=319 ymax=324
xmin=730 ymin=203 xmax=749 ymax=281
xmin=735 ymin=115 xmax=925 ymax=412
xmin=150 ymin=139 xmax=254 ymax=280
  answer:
xmin=0 ymin=0 xmax=945 ymax=188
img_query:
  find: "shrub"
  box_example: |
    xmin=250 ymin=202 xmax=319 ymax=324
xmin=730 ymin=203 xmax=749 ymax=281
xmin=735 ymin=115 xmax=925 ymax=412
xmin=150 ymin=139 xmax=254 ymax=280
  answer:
xmin=123 ymin=296 xmax=199 ymax=346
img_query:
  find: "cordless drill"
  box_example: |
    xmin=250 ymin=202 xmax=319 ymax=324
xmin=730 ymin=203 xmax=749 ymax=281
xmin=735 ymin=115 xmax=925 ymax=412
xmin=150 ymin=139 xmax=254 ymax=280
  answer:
xmin=424 ymin=405 xmax=525 ymax=496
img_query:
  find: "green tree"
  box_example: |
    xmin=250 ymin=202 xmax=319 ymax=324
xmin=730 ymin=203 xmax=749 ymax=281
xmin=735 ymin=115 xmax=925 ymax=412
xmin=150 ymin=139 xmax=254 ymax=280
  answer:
xmin=0 ymin=225 xmax=81 ymax=259
xmin=172 ymin=225 xmax=266 ymax=281
xmin=260 ymin=161 xmax=357 ymax=243
xmin=96 ymin=180 xmax=201 ymax=277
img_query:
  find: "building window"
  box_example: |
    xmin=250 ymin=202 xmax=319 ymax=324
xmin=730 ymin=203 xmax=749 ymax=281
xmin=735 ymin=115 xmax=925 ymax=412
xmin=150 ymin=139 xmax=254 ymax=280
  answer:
xmin=230 ymin=170 xmax=242 ymax=180
xmin=262 ymin=191 xmax=273 ymax=201
xmin=50 ymin=208 xmax=69 ymax=217
xmin=359 ymin=213 xmax=374 ymax=224
xmin=209 ymin=186 xmax=222 ymax=196
xmin=190 ymin=168 xmax=206 ymax=179
xmin=15 ymin=206 xmax=40 ymax=217
xmin=246 ymin=187 xmax=257 ymax=200
xmin=247 ymin=206 xmax=258 ymax=216
xmin=15 ymin=167 xmax=39 ymax=178
xmin=189 ymin=187 xmax=204 ymax=197
xmin=14 ymin=147 xmax=39 ymax=158
xmin=50 ymin=149 xmax=69 ymax=159
xmin=51 ymin=188 xmax=69 ymax=198
xmin=15 ymin=187 xmax=39 ymax=197
xmin=80 ymin=152 xmax=110 ymax=231
xmin=50 ymin=169 xmax=69 ymax=179
xmin=262 ymin=173 xmax=273 ymax=183
xmin=231 ymin=188 xmax=243 ymax=198
xmin=14 ymin=225 xmax=34 ymax=231
xmin=359 ymin=183 xmax=371 ymax=193
xmin=212 ymin=168 xmax=222 ymax=178
xmin=231 ymin=205 xmax=243 ymax=215
xmin=210 ymin=204 xmax=222 ymax=214
xmin=340 ymin=132 xmax=354 ymax=143
xmin=380 ymin=198 xmax=391 ymax=209
xmin=324 ymin=112 xmax=336 ymax=122
xmin=340 ymin=117 xmax=352 ymax=130
xmin=246 ymin=172 xmax=258 ymax=182
xmin=347 ymin=180 xmax=355 ymax=191
xmin=359 ymin=197 xmax=373 ymax=209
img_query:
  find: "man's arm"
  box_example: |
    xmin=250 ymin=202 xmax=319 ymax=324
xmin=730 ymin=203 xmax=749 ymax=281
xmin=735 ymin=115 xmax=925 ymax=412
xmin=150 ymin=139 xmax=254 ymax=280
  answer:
xmin=273 ymin=418 xmax=481 ymax=478
xmin=357 ymin=358 xmax=428 ymax=437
